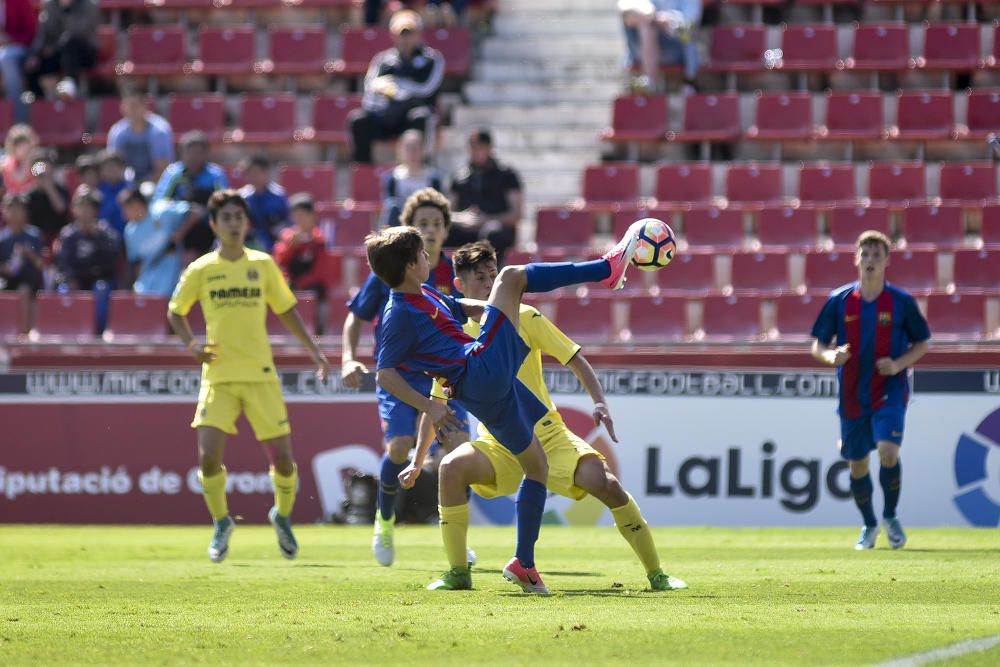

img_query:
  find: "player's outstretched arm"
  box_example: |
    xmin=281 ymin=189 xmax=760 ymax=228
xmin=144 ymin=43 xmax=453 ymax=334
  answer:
xmin=399 ymin=406 xmax=440 ymax=489
xmin=377 ymin=368 xmax=463 ymax=431
xmin=340 ymin=311 xmax=369 ymax=388
xmin=457 ymin=298 xmax=486 ymax=321
xmin=567 ymin=353 xmax=618 ymax=443
xmin=277 ymin=307 xmax=330 ymax=381
xmin=811 ymin=338 xmax=851 ymax=367
xmin=167 ymin=311 xmax=216 ymax=364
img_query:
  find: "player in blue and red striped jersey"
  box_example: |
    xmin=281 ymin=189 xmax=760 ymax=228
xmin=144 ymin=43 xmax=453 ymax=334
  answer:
xmin=341 ymin=187 xmax=470 ymax=567
xmin=810 ymin=230 xmax=930 ymax=550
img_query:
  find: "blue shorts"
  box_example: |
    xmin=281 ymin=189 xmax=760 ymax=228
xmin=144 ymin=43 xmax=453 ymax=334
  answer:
xmin=377 ymin=376 xmax=469 ymax=441
xmin=839 ymin=407 xmax=905 ymax=461
xmin=457 ymin=305 xmax=547 ymax=455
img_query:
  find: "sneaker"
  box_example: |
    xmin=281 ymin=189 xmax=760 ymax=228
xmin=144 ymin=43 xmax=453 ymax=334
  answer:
xmin=600 ymin=221 xmax=642 ymax=290
xmin=855 ymin=525 xmax=880 ymax=550
xmin=467 ymin=547 xmax=478 ymax=568
xmin=427 ymin=567 xmax=473 ymax=591
xmin=648 ymin=568 xmax=688 ymax=591
xmin=502 ymin=557 xmax=551 ymax=595
xmin=208 ymin=516 xmax=234 ymax=563
xmin=372 ymin=515 xmax=395 ymax=567
xmin=883 ymin=517 xmax=907 ymax=549
xmin=268 ymin=506 xmax=298 ymax=560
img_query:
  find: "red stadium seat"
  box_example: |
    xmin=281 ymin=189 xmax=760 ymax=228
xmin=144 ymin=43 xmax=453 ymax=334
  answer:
xmin=745 ymin=92 xmax=814 ymax=141
xmin=779 ymin=24 xmax=838 ymax=71
xmin=534 ymin=208 xmax=594 ymax=251
xmin=653 ymin=163 xmax=714 ymax=209
xmin=601 ymin=95 xmax=668 ymax=143
xmin=756 ymin=206 xmax=819 ymax=249
xmin=233 ymin=94 xmax=297 ymax=143
xmin=264 ymin=25 xmax=328 ymax=75
xmin=868 ymin=161 xmax=926 ymax=205
xmin=310 ymin=94 xmax=362 ymax=144
xmin=623 ymin=295 xmax=688 ymax=341
xmin=424 ymin=27 xmax=471 ymax=76
xmin=725 ymin=163 xmax=784 ymax=208
xmin=0 ymin=99 xmax=12 ymax=137
xmin=551 ymin=294 xmax=614 ymax=342
xmin=29 ymin=100 xmax=85 ymax=146
xmin=892 ymin=90 xmax=955 ymax=140
xmin=729 ymin=251 xmax=789 ymax=294
xmin=938 ymin=162 xmax=997 ymax=205
xmin=224 ymin=164 xmax=249 ymax=190
xmin=925 ymin=293 xmax=987 ymax=339
xmin=667 ymin=93 xmax=741 ymax=143
xmin=195 ymin=25 xmax=256 ymax=76
xmin=324 ymin=252 xmax=346 ymax=291
xmin=278 ymin=164 xmax=336 ymax=202
xmin=699 ymin=294 xmax=763 ymax=339
xmin=846 ymin=23 xmax=910 ymax=72
xmin=108 ymin=293 xmax=169 ymax=337
xmin=332 ymin=27 xmax=392 ymax=76
xmin=952 ymin=249 xmax=1000 ymax=291
xmin=86 ymin=97 xmax=124 ymax=145
xmin=581 ymin=163 xmax=641 ymax=211
xmin=168 ymin=94 xmax=226 ymax=142
xmin=0 ymin=293 xmax=21 ymax=336
xmin=887 ymin=249 xmax=938 ymax=294
xmin=798 ymin=163 xmax=857 ymax=207
xmin=612 ymin=208 xmax=653 ymax=240
xmin=963 ymin=90 xmax=1000 ymax=140
xmin=828 ymin=205 xmax=892 ymax=249
xmin=803 ymin=250 xmax=858 ymax=292
xmin=34 ymin=292 xmax=95 ymax=337
xmin=682 ymin=208 xmax=745 ymax=250
xmin=773 ymin=293 xmax=824 ymax=339
xmin=121 ymin=26 xmax=187 ymax=76
xmin=919 ymin=23 xmax=982 ymax=71
xmin=706 ymin=24 xmax=766 ymax=72
xmin=982 ymin=205 xmax=1000 ymax=248
xmin=901 ymin=205 xmax=964 ymax=249
xmin=654 ymin=251 xmax=716 ymax=293
xmin=317 ymin=206 xmax=374 ymax=249
xmin=348 ymin=163 xmax=391 ymax=206
xmin=819 ymin=91 xmax=885 ymax=141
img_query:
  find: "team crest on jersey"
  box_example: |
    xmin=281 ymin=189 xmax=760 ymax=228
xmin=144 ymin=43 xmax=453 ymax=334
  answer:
xmin=878 ymin=312 xmax=893 ymax=326
xmin=247 ymin=269 xmax=259 ymax=281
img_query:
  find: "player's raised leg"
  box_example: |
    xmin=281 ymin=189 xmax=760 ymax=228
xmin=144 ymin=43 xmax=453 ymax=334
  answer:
xmin=877 ymin=440 xmax=905 ymax=549
xmin=196 ymin=426 xmax=234 ymax=563
xmin=263 ymin=434 xmax=299 ymax=560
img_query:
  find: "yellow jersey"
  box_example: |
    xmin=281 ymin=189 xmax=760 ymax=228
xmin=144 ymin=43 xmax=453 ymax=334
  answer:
xmin=168 ymin=248 xmax=297 ymax=384
xmin=435 ymin=304 xmax=581 ymax=436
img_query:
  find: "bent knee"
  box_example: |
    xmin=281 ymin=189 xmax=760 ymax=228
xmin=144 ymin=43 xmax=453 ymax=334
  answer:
xmin=385 ymin=437 xmax=413 ymax=463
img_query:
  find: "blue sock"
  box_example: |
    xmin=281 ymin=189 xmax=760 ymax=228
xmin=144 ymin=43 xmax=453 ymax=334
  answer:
xmin=850 ymin=474 xmax=878 ymax=527
xmin=378 ymin=454 xmax=408 ymax=521
xmin=879 ymin=462 xmax=901 ymax=519
xmin=524 ymin=260 xmax=610 ymax=293
xmin=514 ymin=478 xmax=546 ymax=568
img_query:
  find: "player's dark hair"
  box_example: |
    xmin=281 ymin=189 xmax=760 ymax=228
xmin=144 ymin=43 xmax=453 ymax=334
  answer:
xmin=856 ymin=230 xmax=891 ymax=255
xmin=118 ymin=186 xmax=148 ymax=208
xmin=241 ymin=154 xmax=272 ymax=171
xmin=452 ymin=241 xmax=497 ymax=276
xmin=399 ymin=187 xmax=451 ymax=229
xmin=207 ymin=189 xmax=251 ymax=222
xmin=365 ymin=226 xmax=424 ymax=289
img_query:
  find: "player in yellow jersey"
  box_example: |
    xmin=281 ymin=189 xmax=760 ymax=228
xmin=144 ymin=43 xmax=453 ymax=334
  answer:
xmin=167 ymin=190 xmax=330 ymax=563
xmin=399 ymin=241 xmax=687 ymax=592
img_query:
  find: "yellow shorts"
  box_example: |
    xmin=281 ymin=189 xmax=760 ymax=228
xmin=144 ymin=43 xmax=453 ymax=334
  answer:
xmin=469 ymin=422 xmax=603 ymax=501
xmin=192 ymin=380 xmax=290 ymax=441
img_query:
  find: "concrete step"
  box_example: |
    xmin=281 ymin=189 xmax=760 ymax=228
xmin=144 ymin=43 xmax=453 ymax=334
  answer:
xmin=442 ymin=127 xmax=600 ymax=151
xmin=492 ymin=16 xmax=623 ymax=37
xmin=500 ymin=0 xmax=616 ymax=10
xmin=464 ymin=81 xmax=621 ymax=105
xmin=453 ymin=103 xmax=611 ymax=128
xmin=475 ymin=60 xmax=623 ymax=84
xmin=482 ymin=37 xmax=624 ymax=60
xmin=497 ymin=150 xmax=598 ymax=171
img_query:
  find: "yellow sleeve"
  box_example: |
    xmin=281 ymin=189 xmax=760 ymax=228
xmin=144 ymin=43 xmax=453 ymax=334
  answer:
xmin=168 ymin=261 xmax=201 ymax=316
xmin=520 ymin=306 xmax=581 ymax=365
xmin=430 ymin=378 xmax=448 ymax=400
xmin=265 ymin=257 xmax=297 ymax=314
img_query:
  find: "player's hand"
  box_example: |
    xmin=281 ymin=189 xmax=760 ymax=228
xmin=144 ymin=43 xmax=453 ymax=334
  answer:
xmin=426 ymin=401 xmax=464 ymax=433
xmin=876 ymin=357 xmax=899 ymax=376
xmin=341 ymin=360 xmax=368 ymax=389
xmin=593 ymin=402 xmax=618 ymax=443
xmin=398 ymin=463 xmax=421 ymax=489
xmin=189 ymin=342 xmax=217 ymax=364
xmin=828 ymin=344 xmax=851 ymax=367
xmin=312 ymin=352 xmax=330 ymax=382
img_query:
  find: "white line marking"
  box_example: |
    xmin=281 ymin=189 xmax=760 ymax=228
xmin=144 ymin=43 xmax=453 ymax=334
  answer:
xmin=875 ymin=634 xmax=1000 ymax=667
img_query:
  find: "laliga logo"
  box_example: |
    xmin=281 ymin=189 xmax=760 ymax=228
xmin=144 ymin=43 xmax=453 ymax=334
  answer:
xmin=953 ymin=406 xmax=1000 ymax=527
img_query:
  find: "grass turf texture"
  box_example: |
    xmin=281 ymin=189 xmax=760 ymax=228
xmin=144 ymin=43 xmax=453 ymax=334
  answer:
xmin=1 ymin=526 xmax=998 ymax=666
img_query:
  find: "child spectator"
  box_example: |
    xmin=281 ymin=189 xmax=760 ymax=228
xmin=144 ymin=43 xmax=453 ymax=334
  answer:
xmin=121 ymin=187 xmax=197 ymax=298
xmin=2 ymin=125 xmax=39 ymax=195
xmin=0 ymin=193 xmax=44 ymax=333
xmin=97 ymin=149 xmax=132 ymax=237
xmin=25 ymin=149 xmax=68 ymax=246
xmin=272 ymin=193 xmax=330 ymax=334
xmin=238 ymin=154 xmax=289 ymax=252
xmin=75 ymin=153 xmax=99 ymax=190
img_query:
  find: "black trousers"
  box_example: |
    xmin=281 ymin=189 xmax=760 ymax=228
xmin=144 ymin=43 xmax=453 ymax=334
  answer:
xmin=444 ymin=219 xmax=517 ymax=265
xmin=27 ymin=35 xmax=97 ymax=94
xmin=349 ymin=105 xmax=430 ymax=164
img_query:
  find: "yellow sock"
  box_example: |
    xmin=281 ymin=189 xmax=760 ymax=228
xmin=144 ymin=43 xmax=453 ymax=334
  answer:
xmin=439 ymin=503 xmax=470 ymax=569
xmin=269 ymin=464 xmax=298 ymax=517
xmin=611 ymin=493 xmax=661 ymax=575
xmin=199 ymin=467 xmax=229 ymax=521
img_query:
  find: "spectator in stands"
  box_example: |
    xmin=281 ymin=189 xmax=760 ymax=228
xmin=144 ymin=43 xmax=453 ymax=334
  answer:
xmin=272 ymin=193 xmax=330 ymax=335
xmin=0 ymin=193 xmax=44 ymax=334
xmin=349 ymin=10 xmax=444 ymax=164
xmin=121 ymin=187 xmax=198 ymax=298
xmin=380 ymin=129 xmax=443 ymax=227
xmin=0 ymin=0 xmax=37 ymax=123
xmin=1 ymin=125 xmax=38 ymax=195
xmin=619 ymin=0 xmax=700 ymax=94
xmin=74 ymin=152 xmax=98 ymax=191
xmin=446 ymin=128 xmax=523 ymax=263
xmin=55 ymin=186 xmax=119 ymax=334
xmin=107 ymin=90 xmax=175 ymax=182
xmin=238 ymin=154 xmax=289 ymax=253
xmin=153 ymin=130 xmax=228 ymax=256
xmin=96 ymin=150 xmax=131 ymax=238
xmin=25 ymin=148 xmax=68 ymax=246
xmin=24 ymin=0 xmax=100 ymax=100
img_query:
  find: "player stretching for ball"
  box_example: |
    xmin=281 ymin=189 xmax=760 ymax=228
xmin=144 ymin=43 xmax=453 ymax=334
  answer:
xmin=366 ymin=218 xmax=645 ymax=594
xmin=399 ymin=241 xmax=687 ymax=592
xmin=810 ymin=231 xmax=930 ymax=550
xmin=341 ymin=187 xmax=471 ymax=567
xmin=168 ymin=190 xmax=330 ymax=563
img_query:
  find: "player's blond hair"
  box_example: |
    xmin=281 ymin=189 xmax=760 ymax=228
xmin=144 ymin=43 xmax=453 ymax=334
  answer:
xmin=856 ymin=230 xmax=891 ymax=255
xmin=365 ymin=226 xmax=424 ymax=288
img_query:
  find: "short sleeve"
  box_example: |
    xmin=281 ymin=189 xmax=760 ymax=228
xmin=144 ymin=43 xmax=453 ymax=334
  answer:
xmin=902 ymin=295 xmax=931 ymax=343
xmin=375 ymin=302 xmax=414 ymax=370
xmin=264 ymin=257 xmax=297 ymax=314
xmin=810 ymin=295 xmax=839 ymax=345
xmin=168 ymin=262 xmax=201 ymax=316
xmin=521 ymin=306 xmax=581 ymax=365
xmin=348 ymin=272 xmax=390 ymax=321
xmin=151 ymin=124 xmax=175 ymax=162
xmin=502 ymin=166 xmax=522 ymax=192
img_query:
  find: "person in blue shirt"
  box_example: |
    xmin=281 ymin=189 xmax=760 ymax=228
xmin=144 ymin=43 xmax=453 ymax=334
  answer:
xmin=121 ymin=187 xmax=198 ymax=297
xmin=811 ymin=230 xmax=930 ymax=551
xmin=96 ymin=149 xmax=132 ymax=238
xmin=238 ymin=155 xmax=289 ymax=252
xmin=367 ymin=214 xmax=643 ymax=593
xmin=107 ymin=90 xmax=175 ymax=182
xmin=0 ymin=193 xmax=45 ymax=334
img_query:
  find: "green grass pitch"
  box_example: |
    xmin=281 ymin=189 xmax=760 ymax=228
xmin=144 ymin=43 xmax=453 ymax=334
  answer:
xmin=1 ymin=525 xmax=998 ymax=666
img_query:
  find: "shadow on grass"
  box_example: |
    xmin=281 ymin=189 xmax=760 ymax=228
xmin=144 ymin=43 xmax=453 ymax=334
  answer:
xmin=474 ymin=569 xmax=603 ymax=577
xmin=897 ymin=548 xmax=1000 ymax=554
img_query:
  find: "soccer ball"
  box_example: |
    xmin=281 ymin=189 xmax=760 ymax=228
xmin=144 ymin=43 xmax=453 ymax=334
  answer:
xmin=630 ymin=218 xmax=676 ymax=271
